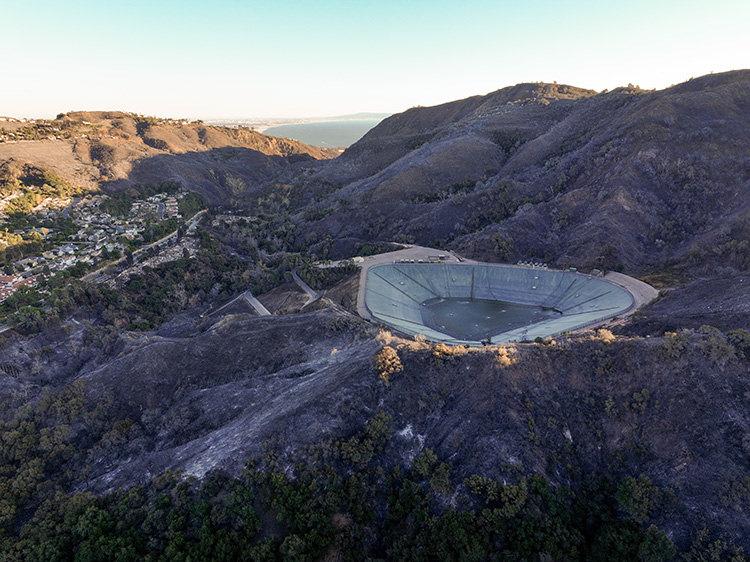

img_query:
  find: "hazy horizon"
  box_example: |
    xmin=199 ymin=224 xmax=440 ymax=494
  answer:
xmin=2 ymin=0 xmax=749 ymax=119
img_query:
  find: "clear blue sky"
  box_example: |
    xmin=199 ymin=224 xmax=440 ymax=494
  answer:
xmin=1 ymin=0 xmax=748 ymax=118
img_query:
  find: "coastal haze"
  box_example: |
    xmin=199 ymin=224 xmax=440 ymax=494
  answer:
xmin=208 ymin=113 xmax=390 ymax=148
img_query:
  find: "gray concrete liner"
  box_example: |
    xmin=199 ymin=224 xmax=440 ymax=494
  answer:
xmin=364 ymin=263 xmax=635 ymax=345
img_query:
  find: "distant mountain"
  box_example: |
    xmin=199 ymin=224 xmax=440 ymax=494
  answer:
xmin=292 ymin=112 xmax=391 ymax=122
xmin=208 ymin=112 xmax=390 ymax=126
xmin=207 ymin=113 xmax=390 ymax=148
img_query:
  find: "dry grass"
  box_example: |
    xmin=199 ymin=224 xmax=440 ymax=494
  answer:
xmin=378 ymin=329 xmax=519 ymax=368
xmin=593 ymin=328 xmax=616 ymax=344
xmin=374 ymin=345 xmax=403 ymax=383
xmin=376 ymin=329 xmax=430 ymax=351
xmin=496 ymin=345 xmax=517 ymax=367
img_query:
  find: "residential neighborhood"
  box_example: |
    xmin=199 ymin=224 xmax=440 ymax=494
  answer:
xmin=0 ymin=189 xmax=195 ymax=302
xmin=0 ymin=273 xmax=36 ymax=301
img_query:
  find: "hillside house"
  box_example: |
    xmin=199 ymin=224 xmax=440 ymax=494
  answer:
xmin=0 ymin=274 xmax=37 ymax=302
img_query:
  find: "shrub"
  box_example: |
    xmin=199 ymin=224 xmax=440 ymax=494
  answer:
xmin=698 ymin=325 xmax=737 ymax=367
xmin=638 ymin=525 xmax=677 ymax=562
xmin=354 ymin=242 xmax=400 ymax=257
xmin=604 ymin=396 xmax=617 ymax=416
xmin=491 ymin=234 xmax=514 ymax=261
xmin=178 ymin=192 xmax=205 ymax=218
xmin=374 ymin=346 xmax=403 ymax=383
xmin=298 ymin=261 xmax=358 ymax=290
xmin=629 ymin=388 xmax=651 ymax=414
xmin=496 ymin=345 xmax=516 ymax=367
xmin=727 ymin=329 xmax=750 ymax=360
xmin=338 ymin=411 xmax=392 ymax=466
xmin=662 ymin=330 xmax=689 ymax=359
xmin=465 ymin=475 xmax=529 ymax=518
xmin=89 ymin=141 xmax=116 ymax=172
xmin=432 ymin=342 xmax=467 ymax=361
xmin=412 ymin=448 xmax=452 ymax=494
xmin=595 ymin=328 xmax=616 ymax=344
xmin=616 ymin=475 xmax=659 ymax=523
xmin=684 ymin=528 xmax=745 ymax=562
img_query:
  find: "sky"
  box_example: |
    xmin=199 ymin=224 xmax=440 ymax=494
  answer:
xmin=1 ymin=0 xmax=748 ymax=119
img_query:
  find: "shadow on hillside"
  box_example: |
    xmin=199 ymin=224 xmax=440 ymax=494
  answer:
xmin=102 ymin=146 xmax=326 ymax=206
xmin=0 ymin=145 xmax=331 ymax=280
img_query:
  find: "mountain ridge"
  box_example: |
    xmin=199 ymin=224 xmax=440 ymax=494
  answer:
xmin=299 ymin=70 xmax=750 ymax=279
xmin=0 ymin=111 xmax=336 ymax=204
xmin=0 ymin=71 xmax=749 ymax=557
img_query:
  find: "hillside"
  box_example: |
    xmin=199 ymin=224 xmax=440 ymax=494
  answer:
xmin=0 ymin=111 xmax=336 ymax=204
xmin=301 ymin=72 xmax=750 ymax=279
xmin=0 ymin=73 xmax=748 ymax=559
xmin=1 ymin=297 xmax=748 ymax=556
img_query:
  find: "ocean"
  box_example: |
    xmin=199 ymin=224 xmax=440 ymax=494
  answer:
xmin=263 ymin=118 xmax=383 ymax=148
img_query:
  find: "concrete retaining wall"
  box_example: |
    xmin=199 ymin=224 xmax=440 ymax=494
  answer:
xmin=364 ymin=263 xmax=634 ymax=344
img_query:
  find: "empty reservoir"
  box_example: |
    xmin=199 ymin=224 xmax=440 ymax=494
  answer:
xmin=364 ymin=263 xmax=634 ymax=345
xmin=420 ymin=297 xmax=560 ymax=341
